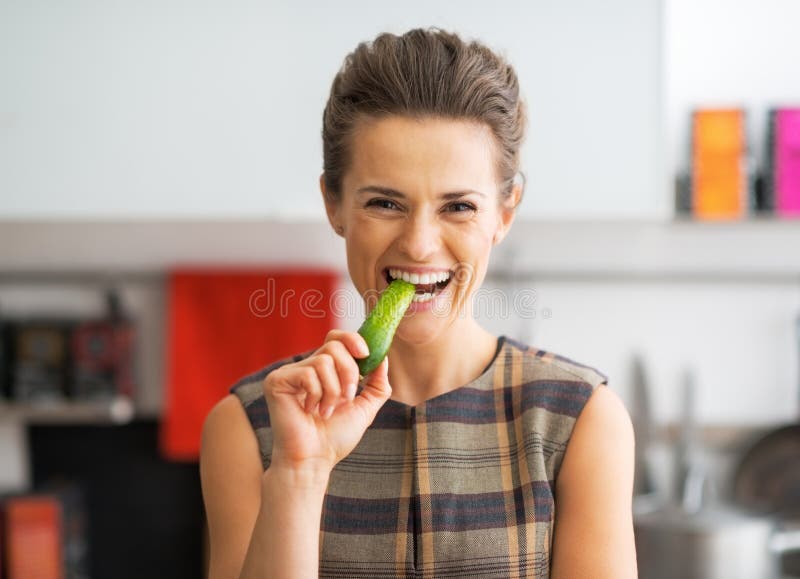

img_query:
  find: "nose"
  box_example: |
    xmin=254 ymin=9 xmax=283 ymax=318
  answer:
xmin=396 ymin=212 xmax=441 ymax=262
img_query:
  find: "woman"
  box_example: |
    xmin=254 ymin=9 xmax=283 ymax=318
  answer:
xmin=201 ymin=28 xmax=637 ymax=578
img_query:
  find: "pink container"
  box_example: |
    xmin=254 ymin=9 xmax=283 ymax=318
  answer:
xmin=775 ymin=109 xmax=800 ymax=216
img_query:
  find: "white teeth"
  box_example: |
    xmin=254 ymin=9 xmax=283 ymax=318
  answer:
xmin=412 ymin=292 xmax=435 ymax=303
xmin=387 ymin=269 xmax=452 ymax=284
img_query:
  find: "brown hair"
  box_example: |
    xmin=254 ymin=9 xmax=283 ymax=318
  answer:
xmin=321 ymin=27 xmax=527 ymax=205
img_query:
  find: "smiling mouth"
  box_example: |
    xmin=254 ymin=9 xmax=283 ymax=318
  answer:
xmin=383 ymin=268 xmax=453 ymax=303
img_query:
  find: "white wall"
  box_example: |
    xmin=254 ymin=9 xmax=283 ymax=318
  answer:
xmin=514 ymin=280 xmax=800 ymax=425
xmin=0 ymin=0 xmax=664 ymax=220
xmin=665 ymin=0 xmax=800 ymax=176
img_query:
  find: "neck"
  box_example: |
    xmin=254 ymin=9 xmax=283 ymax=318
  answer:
xmin=386 ymin=319 xmax=499 ymax=407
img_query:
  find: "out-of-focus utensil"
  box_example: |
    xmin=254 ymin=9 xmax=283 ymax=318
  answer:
xmin=673 ymin=367 xmax=700 ymax=505
xmin=631 ymin=353 xmax=656 ymax=497
xmin=733 ymin=312 xmax=800 ymax=575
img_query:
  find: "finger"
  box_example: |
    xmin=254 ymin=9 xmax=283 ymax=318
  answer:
xmin=295 ymin=365 xmax=323 ymax=414
xmin=321 ymin=340 xmax=361 ymax=401
xmin=354 ymin=356 xmax=392 ymax=419
xmin=263 ymin=368 xmax=306 ymax=405
xmin=310 ymin=354 xmax=343 ymax=419
xmin=324 ymin=329 xmax=369 ymax=360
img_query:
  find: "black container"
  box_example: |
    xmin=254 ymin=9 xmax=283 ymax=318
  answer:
xmin=10 ymin=320 xmax=72 ymax=402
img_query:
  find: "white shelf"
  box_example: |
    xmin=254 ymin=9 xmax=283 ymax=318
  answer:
xmin=496 ymin=217 xmax=800 ymax=282
xmin=0 ymin=396 xmax=136 ymax=425
xmin=0 ymin=219 xmax=347 ymax=273
xmin=2 ymin=218 xmax=800 ymax=282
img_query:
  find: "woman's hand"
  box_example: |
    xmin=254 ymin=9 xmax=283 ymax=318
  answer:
xmin=262 ymin=329 xmax=392 ymax=477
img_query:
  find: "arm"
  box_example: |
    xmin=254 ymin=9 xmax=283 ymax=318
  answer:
xmin=200 ymin=395 xmax=327 ymax=579
xmin=200 ymin=394 xmax=262 ymax=579
xmin=200 ymin=330 xmax=392 ymax=579
xmin=549 ymin=386 xmax=638 ymax=579
xmin=200 ymin=394 xmax=329 ymax=579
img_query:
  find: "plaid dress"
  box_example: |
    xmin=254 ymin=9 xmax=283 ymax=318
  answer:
xmin=230 ymin=336 xmax=608 ymax=578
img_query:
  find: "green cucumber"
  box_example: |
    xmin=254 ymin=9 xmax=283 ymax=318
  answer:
xmin=356 ymin=279 xmax=416 ymax=376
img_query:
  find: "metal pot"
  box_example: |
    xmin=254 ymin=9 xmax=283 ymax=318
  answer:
xmin=635 ymin=501 xmax=800 ymax=579
xmin=635 ymin=368 xmax=800 ymax=578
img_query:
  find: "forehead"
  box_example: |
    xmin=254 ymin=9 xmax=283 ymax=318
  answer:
xmin=344 ymin=115 xmax=499 ymax=192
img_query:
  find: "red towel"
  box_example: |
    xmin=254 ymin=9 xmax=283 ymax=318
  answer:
xmin=160 ymin=268 xmax=339 ymax=461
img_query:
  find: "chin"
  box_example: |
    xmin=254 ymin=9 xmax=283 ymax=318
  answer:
xmin=394 ymin=320 xmax=434 ymax=345
xmin=393 ymin=313 xmax=455 ymax=347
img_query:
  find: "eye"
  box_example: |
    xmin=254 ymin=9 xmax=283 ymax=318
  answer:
xmin=444 ymin=201 xmax=477 ymax=213
xmin=365 ymin=198 xmax=401 ymax=211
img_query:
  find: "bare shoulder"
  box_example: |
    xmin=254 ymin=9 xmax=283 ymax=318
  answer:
xmin=200 ymin=392 xmax=263 ymax=503
xmin=200 ymin=394 xmax=264 ymax=579
xmin=573 ymin=385 xmax=634 ymax=453
xmin=201 ymin=393 xmax=260 ymax=458
xmin=558 ymin=385 xmax=634 ymax=488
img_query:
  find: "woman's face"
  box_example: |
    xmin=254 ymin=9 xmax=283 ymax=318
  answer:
xmin=323 ymin=115 xmax=518 ymax=345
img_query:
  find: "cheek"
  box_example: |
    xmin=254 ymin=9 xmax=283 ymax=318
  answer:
xmin=348 ymin=215 xmax=393 ymax=255
xmin=455 ymin=219 xmax=497 ymax=287
xmin=450 ymin=221 xmax=495 ymax=262
xmin=345 ymin=218 xmax=393 ymax=286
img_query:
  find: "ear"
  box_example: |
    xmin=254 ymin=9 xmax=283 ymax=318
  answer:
xmin=320 ymin=173 xmax=344 ymax=237
xmin=493 ymin=183 xmax=522 ymax=246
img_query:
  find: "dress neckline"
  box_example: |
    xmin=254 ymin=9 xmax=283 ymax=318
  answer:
xmin=385 ymin=335 xmax=507 ymax=410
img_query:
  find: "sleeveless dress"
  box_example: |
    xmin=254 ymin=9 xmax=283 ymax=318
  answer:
xmin=230 ymin=335 xmax=608 ymax=578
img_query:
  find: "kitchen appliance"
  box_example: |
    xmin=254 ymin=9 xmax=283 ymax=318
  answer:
xmin=635 ymin=368 xmax=800 ymax=578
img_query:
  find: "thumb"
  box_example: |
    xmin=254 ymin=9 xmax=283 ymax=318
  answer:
xmin=354 ymin=356 xmax=392 ymax=417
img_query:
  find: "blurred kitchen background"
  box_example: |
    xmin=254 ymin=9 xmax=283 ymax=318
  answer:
xmin=2 ymin=0 xmax=800 ymax=577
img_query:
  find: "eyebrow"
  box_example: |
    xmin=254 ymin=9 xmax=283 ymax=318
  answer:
xmin=355 ymin=185 xmax=486 ymax=200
